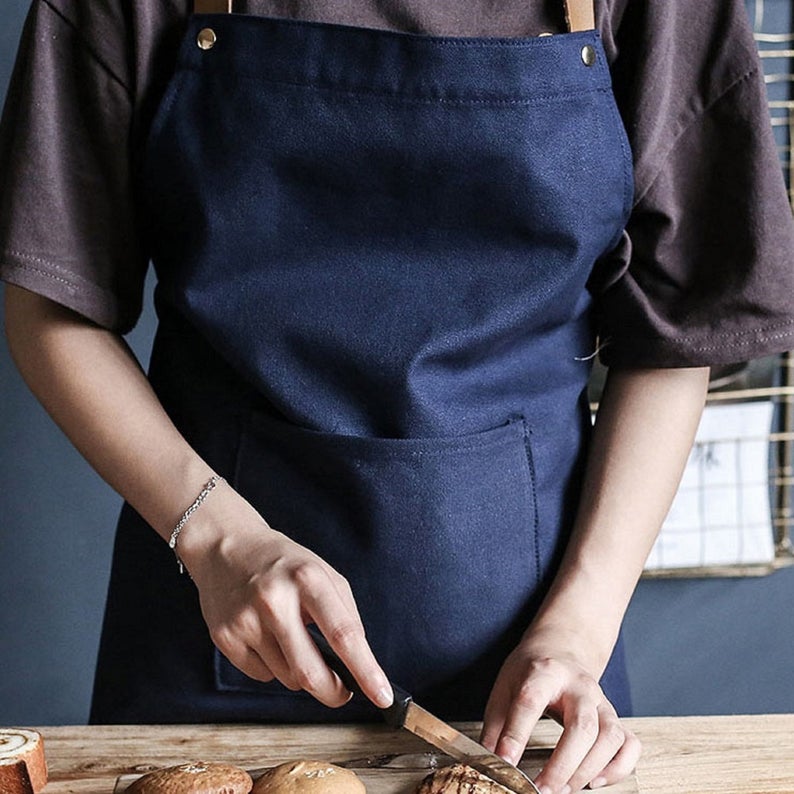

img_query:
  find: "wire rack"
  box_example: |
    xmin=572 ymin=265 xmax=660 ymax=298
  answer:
xmin=639 ymin=1 xmax=794 ymax=577
xmin=752 ymin=0 xmax=794 ymax=205
xmin=642 ymin=364 xmax=794 ymax=578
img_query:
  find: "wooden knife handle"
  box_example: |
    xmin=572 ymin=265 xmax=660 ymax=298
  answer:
xmin=306 ymin=624 xmax=413 ymax=728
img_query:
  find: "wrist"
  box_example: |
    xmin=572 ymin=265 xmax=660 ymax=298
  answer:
xmin=167 ymin=475 xmax=225 ymax=573
xmin=171 ymin=479 xmax=273 ymax=574
xmin=521 ymin=617 xmax=617 ymax=679
xmin=526 ymin=561 xmax=628 ymax=676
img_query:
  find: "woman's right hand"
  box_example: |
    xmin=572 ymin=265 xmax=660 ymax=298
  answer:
xmin=176 ymin=483 xmax=394 ymax=710
xmin=3 ymin=288 xmax=392 ymax=713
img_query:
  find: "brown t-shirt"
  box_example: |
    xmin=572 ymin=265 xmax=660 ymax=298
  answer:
xmin=1 ymin=0 xmax=793 ymax=367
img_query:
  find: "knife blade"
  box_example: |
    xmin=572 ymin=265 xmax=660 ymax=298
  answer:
xmin=307 ymin=625 xmax=542 ymax=794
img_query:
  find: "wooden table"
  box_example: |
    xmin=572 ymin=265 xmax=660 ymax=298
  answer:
xmin=27 ymin=715 xmax=794 ymax=793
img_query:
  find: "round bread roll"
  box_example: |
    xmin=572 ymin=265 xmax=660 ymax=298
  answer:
xmin=415 ymin=763 xmax=512 ymax=793
xmin=126 ymin=761 xmax=252 ymax=794
xmin=0 ymin=728 xmax=48 ymax=794
xmin=251 ymin=760 xmax=365 ymax=793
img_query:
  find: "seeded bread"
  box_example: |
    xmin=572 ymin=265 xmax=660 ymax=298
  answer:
xmin=125 ymin=761 xmax=252 ymax=794
xmin=251 ymin=760 xmax=366 ymax=793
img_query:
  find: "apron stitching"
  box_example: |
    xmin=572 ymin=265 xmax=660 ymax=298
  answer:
xmin=178 ymin=66 xmax=611 ymax=105
xmin=200 ymin=15 xmax=596 ymax=48
xmin=249 ymin=416 xmax=527 ymax=455
xmin=145 ymin=70 xmax=189 ymax=154
xmin=604 ymin=87 xmax=634 ymax=218
xmin=520 ymin=419 xmax=542 ymax=584
xmin=342 ymin=442 xmax=524 ymax=458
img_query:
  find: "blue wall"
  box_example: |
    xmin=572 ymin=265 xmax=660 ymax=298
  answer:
xmin=2 ymin=0 xmax=793 ymax=725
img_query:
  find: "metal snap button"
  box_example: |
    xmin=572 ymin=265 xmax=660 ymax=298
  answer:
xmin=197 ymin=27 xmax=217 ymax=50
xmin=581 ymin=44 xmax=596 ymax=66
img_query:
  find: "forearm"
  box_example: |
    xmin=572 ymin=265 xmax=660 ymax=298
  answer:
xmin=4 ymin=284 xmax=216 ymax=540
xmin=4 ymin=284 xmax=393 ymax=707
xmin=481 ymin=366 xmax=708 ymax=784
xmin=529 ymin=365 xmax=710 ymax=673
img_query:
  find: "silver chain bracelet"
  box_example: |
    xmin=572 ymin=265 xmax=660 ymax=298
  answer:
xmin=168 ymin=475 xmax=224 ymax=574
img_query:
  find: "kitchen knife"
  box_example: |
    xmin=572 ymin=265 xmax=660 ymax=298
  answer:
xmin=307 ymin=625 xmax=542 ymax=794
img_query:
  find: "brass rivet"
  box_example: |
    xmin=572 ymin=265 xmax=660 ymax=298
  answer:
xmin=581 ymin=44 xmax=596 ymax=66
xmin=197 ymin=27 xmax=217 ymax=50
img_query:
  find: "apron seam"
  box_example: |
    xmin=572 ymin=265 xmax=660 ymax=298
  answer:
xmin=605 ymin=88 xmax=634 ymax=220
xmin=195 ymin=14 xmax=597 ymax=49
xmin=247 ymin=415 xmax=528 ymax=456
xmin=177 ymin=64 xmax=611 ymax=105
xmin=520 ymin=419 xmax=542 ymax=585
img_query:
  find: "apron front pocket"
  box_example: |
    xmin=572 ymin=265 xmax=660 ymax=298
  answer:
xmin=218 ymin=411 xmax=541 ymax=712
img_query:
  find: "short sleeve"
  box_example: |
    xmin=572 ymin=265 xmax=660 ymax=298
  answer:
xmin=591 ymin=0 xmax=794 ymax=368
xmin=0 ymin=0 xmax=147 ymax=333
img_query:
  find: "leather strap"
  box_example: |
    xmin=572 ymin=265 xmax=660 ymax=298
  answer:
xmin=564 ymin=0 xmax=596 ymax=32
xmin=194 ymin=0 xmax=232 ymax=12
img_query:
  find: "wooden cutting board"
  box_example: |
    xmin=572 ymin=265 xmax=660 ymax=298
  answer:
xmin=115 ymin=747 xmax=638 ymax=792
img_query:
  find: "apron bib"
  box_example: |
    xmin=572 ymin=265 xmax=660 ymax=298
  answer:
xmin=91 ymin=0 xmax=634 ymax=724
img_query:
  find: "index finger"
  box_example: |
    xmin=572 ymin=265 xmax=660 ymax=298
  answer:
xmin=486 ymin=674 xmax=557 ymax=766
xmin=302 ymin=576 xmax=393 ymax=710
xmin=309 ymin=620 xmax=394 ymax=708
xmin=534 ymin=693 xmax=603 ymax=792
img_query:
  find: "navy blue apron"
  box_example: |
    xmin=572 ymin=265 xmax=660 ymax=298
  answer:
xmin=90 ymin=0 xmax=634 ymax=724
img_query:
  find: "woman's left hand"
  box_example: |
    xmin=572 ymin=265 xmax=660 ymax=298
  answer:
xmin=480 ymin=629 xmax=641 ymax=794
xmin=481 ymin=367 xmax=709 ymax=793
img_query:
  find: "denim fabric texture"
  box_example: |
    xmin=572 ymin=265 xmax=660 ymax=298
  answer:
xmin=91 ymin=13 xmax=633 ymax=723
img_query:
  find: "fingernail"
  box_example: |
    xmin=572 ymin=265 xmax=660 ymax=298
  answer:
xmin=590 ymin=777 xmax=607 ymax=789
xmin=539 ymin=787 xmax=553 ymax=794
xmin=376 ymin=686 xmax=393 ymax=708
xmin=560 ymin=786 xmax=572 ymax=794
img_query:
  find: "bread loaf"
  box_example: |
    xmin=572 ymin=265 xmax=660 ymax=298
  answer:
xmin=0 ymin=729 xmax=48 ymax=794
xmin=251 ymin=760 xmax=366 ymax=793
xmin=415 ymin=763 xmax=513 ymax=793
xmin=125 ymin=761 xmax=252 ymax=794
